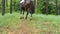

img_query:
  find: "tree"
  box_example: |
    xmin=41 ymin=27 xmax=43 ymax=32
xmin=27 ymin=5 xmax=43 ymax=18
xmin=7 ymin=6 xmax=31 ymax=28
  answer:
xmin=10 ymin=0 xmax=12 ymax=14
xmin=2 ymin=0 xmax=5 ymax=16
xmin=56 ymin=0 xmax=58 ymax=15
xmin=45 ymin=0 xmax=48 ymax=15
xmin=6 ymin=0 xmax=8 ymax=7
xmin=14 ymin=0 xmax=16 ymax=10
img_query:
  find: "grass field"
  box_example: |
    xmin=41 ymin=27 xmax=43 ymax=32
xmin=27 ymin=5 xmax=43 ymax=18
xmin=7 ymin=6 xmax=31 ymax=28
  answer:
xmin=0 ymin=12 xmax=60 ymax=34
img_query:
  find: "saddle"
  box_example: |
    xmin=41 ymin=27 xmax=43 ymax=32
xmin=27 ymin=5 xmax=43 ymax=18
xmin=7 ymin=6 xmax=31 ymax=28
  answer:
xmin=21 ymin=0 xmax=31 ymax=6
xmin=25 ymin=0 xmax=31 ymax=4
xmin=24 ymin=0 xmax=31 ymax=8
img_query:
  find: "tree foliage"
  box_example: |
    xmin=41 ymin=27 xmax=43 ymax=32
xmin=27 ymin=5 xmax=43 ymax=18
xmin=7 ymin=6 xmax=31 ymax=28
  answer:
xmin=0 ymin=0 xmax=60 ymax=14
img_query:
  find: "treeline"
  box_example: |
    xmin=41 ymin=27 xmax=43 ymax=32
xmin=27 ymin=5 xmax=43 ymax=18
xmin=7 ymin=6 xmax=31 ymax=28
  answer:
xmin=0 ymin=0 xmax=60 ymax=15
xmin=36 ymin=0 xmax=60 ymax=14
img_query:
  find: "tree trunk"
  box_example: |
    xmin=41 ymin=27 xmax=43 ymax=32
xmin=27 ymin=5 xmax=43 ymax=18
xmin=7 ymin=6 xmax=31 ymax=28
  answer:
xmin=36 ymin=0 xmax=37 ymax=5
xmin=10 ymin=0 xmax=12 ymax=14
xmin=2 ymin=0 xmax=5 ymax=16
xmin=14 ymin=0 xmax=16 ymax=11
xmin=46 ymin=0 xmax=48 ymax=15
xmin=6 ymin=0 xmax=8 ymax=7
xmin=56 ymin=0 xmax=58 ymax=15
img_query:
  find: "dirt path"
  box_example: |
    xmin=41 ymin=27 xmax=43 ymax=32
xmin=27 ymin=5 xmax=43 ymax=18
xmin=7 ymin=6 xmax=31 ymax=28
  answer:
xmin=0 ymin=19 xmax=53 ymax=34
xmin=17 ymin=19 xmax=32 ymax=34
xmin=7 ymin=19 xmax=32 ymax=34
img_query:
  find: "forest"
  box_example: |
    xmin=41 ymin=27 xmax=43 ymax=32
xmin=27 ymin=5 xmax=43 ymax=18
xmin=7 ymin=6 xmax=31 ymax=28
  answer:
xmin=0 ymin=0 xmax=60 ymax=34
xmin=0 ymin=0 xmax=60 ymax=15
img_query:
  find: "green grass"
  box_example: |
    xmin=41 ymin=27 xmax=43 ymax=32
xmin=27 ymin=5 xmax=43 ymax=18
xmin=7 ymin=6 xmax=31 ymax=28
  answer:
xmin=0 ymin=12 xmax=21 ymax=34
xmin=0 ymin=12 xmax=20 ymax=30
xmin=0 ymin=12 xmax=60 ymax=34
xmin=29 ymin=14 xmax=60 ymax=34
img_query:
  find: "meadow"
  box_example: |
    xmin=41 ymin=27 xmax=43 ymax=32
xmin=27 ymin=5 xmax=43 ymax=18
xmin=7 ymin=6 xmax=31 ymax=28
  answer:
xmin=0 ymin=12 xmax=60 ymax=34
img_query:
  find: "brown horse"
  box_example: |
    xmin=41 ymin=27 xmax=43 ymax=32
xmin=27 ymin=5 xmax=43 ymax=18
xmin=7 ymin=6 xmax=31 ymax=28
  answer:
xmin=20 ymin=0 xmax=35 ymax=19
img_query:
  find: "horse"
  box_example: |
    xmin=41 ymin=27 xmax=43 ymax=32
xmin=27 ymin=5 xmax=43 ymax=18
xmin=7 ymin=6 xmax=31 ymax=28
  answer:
xmin=20 ymin=0 xmax=35 ymax=20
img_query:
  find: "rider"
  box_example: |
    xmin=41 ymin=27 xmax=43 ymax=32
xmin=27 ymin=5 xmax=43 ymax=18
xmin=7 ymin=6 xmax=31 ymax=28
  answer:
xmin=20 ymin=0 xmax=32 ymax=7
xmin=20 ymin=0 xmax=25 ymax=3
xmin=20 ymin=0 xmax=31 ymax=4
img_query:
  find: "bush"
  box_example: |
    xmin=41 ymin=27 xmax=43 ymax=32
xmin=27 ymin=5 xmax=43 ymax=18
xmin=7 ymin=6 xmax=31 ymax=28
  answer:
xmin=14 ymin=2 xmax=20 ymax=11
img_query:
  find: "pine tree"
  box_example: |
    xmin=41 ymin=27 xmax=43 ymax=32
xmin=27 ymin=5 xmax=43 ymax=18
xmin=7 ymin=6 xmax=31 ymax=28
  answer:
xmin=2 ymin=0 xmax=5 ymax=16
xmin=10 ymin=0 xmax=12 ymax=14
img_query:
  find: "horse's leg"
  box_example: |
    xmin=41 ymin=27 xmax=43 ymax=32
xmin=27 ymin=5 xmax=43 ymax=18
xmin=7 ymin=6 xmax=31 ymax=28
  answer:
xmin=20 ymin=8 xmax=22 ymax=14
xmin=23 ymin=10 xmax=24 ymax=15
xmin=31 ymin=14 xmax=32 ymax=18
xmin=30 ymin=13 xmax=32 ymax=19
xmin=25 ymin=11 xmax=29 ymax=19
xmin=20 ymin=8 xmax=24 ymax=19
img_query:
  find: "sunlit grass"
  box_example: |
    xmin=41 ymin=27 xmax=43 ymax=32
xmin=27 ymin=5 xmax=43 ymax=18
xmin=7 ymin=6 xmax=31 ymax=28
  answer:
xmin=0 ymin=12 xmax=60 ymax=34
xmin=0 ymin=12 xmax=20 ymax=29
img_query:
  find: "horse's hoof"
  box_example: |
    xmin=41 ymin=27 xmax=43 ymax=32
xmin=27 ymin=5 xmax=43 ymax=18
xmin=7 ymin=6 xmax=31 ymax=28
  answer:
xmin=30 ymin=18 xmax=32 ymax=20
xmin=25 ymin=18 xmax=27 ymax=19
xmin=30 ymin=17 xmax=32 ymax=20
xmin=25 ymin=17 xmax=27 ymax=19
xmin=20 ymin=17 xmax=24 ymax=19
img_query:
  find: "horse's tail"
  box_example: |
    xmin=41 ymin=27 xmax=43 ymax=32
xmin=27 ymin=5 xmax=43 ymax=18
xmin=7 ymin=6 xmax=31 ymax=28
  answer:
xmin=30 ymin=1 xmax=35 ymax=14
